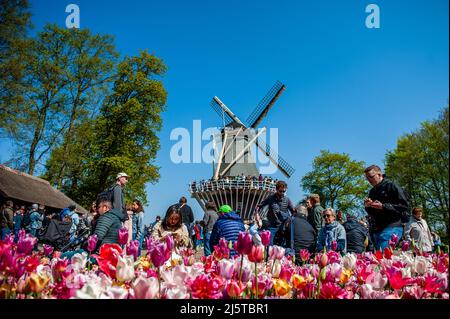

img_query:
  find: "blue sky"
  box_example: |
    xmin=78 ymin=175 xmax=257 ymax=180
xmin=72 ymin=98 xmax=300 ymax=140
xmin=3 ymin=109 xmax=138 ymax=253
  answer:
xmin=0 ymin=0 xmax=448 ymax=225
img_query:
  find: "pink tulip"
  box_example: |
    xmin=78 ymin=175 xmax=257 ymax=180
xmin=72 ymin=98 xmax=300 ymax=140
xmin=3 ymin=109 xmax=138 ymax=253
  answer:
xmin=217 ymin=259 xmax=235 ymax=280
xmin=133 ymin=276 xmax=159 ymax=299
xmin=299 ymin=249 xmax=311 ymax=263
xmin=126 ymin=240 xmax=140 ymax=259
xmin=260 ymin=230 xmax=271 ymax=247
xmin=118 ymin=227 xmax=129 ymax=246
xmin=235 ymin=232 xmax=253 ymax=255
xmin=146 ymin=236 xmax=172 ymax=267
xmin=87 ymin=234 xmax=98 ymax=252
xmin=319 ymin=282 xmax=348 ymax=299
xmin=17 ymin=234 xmax=37 ymax=255
xmin=43 ymin=244 xmax=54 ymax=256
xmin=248 ymin=245 xmax=264 ymax=263
xmin=251 ymin=273 xmax=272 ymax=298
xmin=279 ymin=265 xmax=294 ymax=282
xmin=269 ymin=245 xmax=285 ymax=260
xmin=319 ymin=253 xmax=328 ymax=268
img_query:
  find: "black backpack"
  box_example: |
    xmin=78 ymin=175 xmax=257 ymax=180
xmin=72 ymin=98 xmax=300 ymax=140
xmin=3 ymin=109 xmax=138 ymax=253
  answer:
xmin=96 ymin=185 xmax=116 ymax=204
xmin=22 ymin=211 xmax=31 ymax=228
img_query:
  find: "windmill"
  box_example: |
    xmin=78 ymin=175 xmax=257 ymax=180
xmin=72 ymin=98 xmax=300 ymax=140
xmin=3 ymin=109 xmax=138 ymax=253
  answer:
xmin=189 ymin=81 xmax=295 ymax=220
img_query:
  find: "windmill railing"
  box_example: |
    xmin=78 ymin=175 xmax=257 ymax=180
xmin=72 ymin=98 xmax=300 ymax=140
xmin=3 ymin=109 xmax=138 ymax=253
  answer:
xmin=189 ymin=179 xmax=277 ymax=193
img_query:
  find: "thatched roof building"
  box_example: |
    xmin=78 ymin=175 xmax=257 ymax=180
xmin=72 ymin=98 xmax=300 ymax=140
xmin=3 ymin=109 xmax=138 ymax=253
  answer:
xmin=0 ymin=165 xmax=88 ymax=215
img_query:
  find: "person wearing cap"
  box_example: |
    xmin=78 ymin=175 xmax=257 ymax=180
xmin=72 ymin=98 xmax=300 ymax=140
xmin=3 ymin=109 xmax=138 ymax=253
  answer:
xmin=113 ymin=172 xmax=129 ymax=219
xmin=209 ymin=204 xmax=245 ymax=257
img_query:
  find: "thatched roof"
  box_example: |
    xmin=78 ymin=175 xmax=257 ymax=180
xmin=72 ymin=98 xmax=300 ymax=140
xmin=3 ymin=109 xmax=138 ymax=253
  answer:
xmin=0 ymin=165 xmax=88 ymax=215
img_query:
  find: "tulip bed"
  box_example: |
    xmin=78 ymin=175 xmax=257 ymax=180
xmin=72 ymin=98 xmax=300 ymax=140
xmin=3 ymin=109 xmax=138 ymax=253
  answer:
xmin=0 ymin=230 xmax=448 ymax=299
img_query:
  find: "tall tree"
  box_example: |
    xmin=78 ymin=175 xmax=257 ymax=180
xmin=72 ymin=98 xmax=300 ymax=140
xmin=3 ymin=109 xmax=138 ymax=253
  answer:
xmin=0 ymin=0 xmax=32 ymax=132
xmin=45 ymin=28 xmax=118 ymax=186
xmin=386 ymin=106 xmax=449 ymax=239
xmin=301 ymin=150 xmax=370 ymax=216
xmin=46 ymin=50 xmax=168 ymax=207
xmin=4 ymin=24 xmax=117 ymax=175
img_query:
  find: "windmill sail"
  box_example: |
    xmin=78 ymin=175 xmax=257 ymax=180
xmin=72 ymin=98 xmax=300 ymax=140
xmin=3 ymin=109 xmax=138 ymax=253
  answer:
xmin=247 ymin=81 xmax=286 ymax=128
xmin=255 ymin=136 xmax=295 ymax=178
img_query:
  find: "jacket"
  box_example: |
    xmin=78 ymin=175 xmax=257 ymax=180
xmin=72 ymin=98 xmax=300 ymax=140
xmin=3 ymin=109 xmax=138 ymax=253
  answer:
xmin=93 ymin=208 xmax=126 ymax=248
xmin=258 ymin=194 xmax=295 ymax=228
xmin=404 ymin=217 xmax=434 ymax=252
xmin=1 ymin=207 xmax=14 ymax=229
xmin=30 ymin=210 xmax=44 ymax=230
xmin=112 ymin=184 xmax=126 ymax=218
xmin=209 ymin=212 xmax=245 ymax=256
xmin=151 ymin=221 xmax=191 ymax=249
xmin=343 ymin=217 xmax=372 ymax=253
xmin=179 ymin=204 xmax=194 ymax=226
xmin=317 ymin=221 xmax=347 ymax=253
xmin=132 ymin=211 xmax=145 ymax=242
xmin=365 ymin=178 xmax=410 ymax=232
xmin=202 ymin=209 xmax=219 ymax=233
xmin=289 ymin=213 xmax=316 ymax=255
xmin=308 ymin=204 xmax=324 ymax=234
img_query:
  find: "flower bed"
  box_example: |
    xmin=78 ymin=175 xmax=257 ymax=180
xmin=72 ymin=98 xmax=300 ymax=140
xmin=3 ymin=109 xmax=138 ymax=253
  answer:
xmin=0 ymin=230 xmax=448 ymax=299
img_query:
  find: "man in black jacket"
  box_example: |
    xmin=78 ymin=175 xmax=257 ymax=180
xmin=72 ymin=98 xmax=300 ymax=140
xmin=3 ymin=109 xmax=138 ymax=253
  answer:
xmin=343 ymin=214 xmax=373 ymax=253
xmin=93 ymin=197 xmax=126 ymax=250
xmin=364 ymin=165 xmax=410 ymax=251
xmin=287 ymin=205 xmax=316 ymax=262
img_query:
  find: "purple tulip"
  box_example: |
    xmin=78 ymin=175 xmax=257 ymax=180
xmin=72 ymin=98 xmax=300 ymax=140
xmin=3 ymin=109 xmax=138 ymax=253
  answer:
xmin=118 ymin=227 xmax=129 ymax=246
xmin=126 ymin=240 xmax=140 ymax=259
xmin=16 ymin=234 xmax=37 ymax=255
xmin=146 ymin=236 xmax=172 ymax=268
xmin=401 ymin=241 xmax=410 ymax=252
xmin=260 ymin=230 xmax=271 ymax=247
xmin=87 ymin=234 xmax=98 ymax=252
xmin=235 ymin=232 xmax=253 ymax=255
xmin=43 ymin=244 xmax=54 ymax=256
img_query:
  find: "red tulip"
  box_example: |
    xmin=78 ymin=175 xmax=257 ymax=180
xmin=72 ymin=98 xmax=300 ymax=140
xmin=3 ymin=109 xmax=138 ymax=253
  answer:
xmin=43 ymin=244 xmax=54 ymax=256
xmin=95 ymin=243 xmax=123 ymax=279
xmin=299 ymin=249 xmax=311 ymax=263
xmin=331 ymin=240 xmax=338 ymax=251
xmin=248 ymin=245 xmax=264 ymax=263
xmin=226 ymin=279 xmax=246 ymax=298
xmin=190 ymin=274 xmax=225 ymax=299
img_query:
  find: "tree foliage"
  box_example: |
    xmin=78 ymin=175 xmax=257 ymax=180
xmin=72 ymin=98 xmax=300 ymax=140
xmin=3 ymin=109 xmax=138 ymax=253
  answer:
xmin=2 ymin=24 xmax=117 ymax=175
xmin=385 ymin=106 xmax=449 ymax=239
xmin=0 ymin=0 xmax=32 ymax=132
xmin=301 ymin=150 xmax=370 ymax=216
xmin=45 ymin=51 xmax=168 ymax=208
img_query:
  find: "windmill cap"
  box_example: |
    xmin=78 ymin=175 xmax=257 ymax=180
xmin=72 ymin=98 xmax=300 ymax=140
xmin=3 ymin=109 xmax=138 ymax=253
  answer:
xmin=219 ymin=205 xmax=233 ymax=213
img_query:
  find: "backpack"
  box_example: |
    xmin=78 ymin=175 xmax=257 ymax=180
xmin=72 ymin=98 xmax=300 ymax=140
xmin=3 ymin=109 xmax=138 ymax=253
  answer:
xmin=96 ymin=185 xmax=116 ymax=204
xmin=22 ymin=211 xmax=31 ymax=228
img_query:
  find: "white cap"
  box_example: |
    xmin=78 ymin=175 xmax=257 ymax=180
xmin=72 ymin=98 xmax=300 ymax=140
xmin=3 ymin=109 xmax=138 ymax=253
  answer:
xmin=116 ymin=172 xmax=129 ymax=179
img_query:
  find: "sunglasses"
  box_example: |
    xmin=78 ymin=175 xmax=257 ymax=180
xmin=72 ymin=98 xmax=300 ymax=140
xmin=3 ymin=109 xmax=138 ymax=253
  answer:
xmin=366 ymin=174 xmax=377 ymax=180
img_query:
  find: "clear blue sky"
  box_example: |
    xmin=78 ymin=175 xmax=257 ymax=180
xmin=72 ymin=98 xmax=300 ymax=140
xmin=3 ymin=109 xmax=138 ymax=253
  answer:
xmin=0 ymin=0 xmax=448 ymax=225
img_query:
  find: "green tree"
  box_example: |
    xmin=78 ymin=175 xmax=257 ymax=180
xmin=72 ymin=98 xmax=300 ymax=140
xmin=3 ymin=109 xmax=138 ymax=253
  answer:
xmin=46 ymin=50 xmax=168 ymax=208
xmin=386 ymin=106 xmax=449 ymax=239
xmin=4 ymin=24 xmax=117 ymax=175
xmin=301 ymin=150 xmax=370 ymax=216
xmin=0 ymin=0 xmax=32 ymax=132
xmin=44 ymin=27 xmax=118 ymax=186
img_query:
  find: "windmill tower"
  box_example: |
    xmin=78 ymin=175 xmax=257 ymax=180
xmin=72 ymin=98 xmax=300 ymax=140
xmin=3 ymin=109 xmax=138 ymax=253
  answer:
xmin=189 ymin=81 xmax=295 ymax=220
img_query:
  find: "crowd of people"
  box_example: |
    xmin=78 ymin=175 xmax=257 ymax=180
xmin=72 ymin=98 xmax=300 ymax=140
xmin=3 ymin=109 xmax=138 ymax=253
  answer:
xmin=0 ymin=165 xmax=444 ymax=262
xmin=189 ymin=174 xmax=279 ymax=192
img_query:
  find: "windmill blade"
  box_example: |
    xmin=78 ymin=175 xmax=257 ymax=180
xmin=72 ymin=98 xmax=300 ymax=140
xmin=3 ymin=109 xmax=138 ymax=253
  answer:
xmin=255 ymin=136 xmax=295 ymax=178
xmin=247 ymin=81 xmax=286 ymax=128
xmin=212 ymin=96 xmax=246 ymax=127
xmin=210 ymin=98 xmax=234 ymax=125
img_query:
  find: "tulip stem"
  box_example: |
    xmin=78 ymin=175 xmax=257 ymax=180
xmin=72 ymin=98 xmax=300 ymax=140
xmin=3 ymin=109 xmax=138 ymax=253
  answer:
xmin=239 ymin=255 xmax=243 ymax=283
xmin=157 ymin=266 xmax=161 ymax=298
xmin=255 ymin=262 xmax=258 ymax=299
